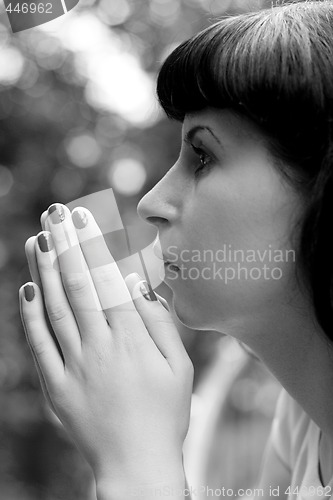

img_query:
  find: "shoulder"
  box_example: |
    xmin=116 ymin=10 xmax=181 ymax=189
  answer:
xmin=271 ymin=387 xmax=311 ymax=470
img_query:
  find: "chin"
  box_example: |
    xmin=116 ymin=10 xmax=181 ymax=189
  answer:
xmin=172 ymin=299 xmax=212 ymax=331
xmin=172 ymin=299 xmax=196 ymax=328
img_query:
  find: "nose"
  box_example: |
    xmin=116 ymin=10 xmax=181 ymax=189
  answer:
xmin=137 ymin=166 xmax=182 ymax=228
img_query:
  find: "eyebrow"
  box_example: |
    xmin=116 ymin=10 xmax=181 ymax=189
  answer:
xmin=184 ymin=125 xmax=223 ymax=147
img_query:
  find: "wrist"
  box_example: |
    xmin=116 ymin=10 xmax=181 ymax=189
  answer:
xmin=95 ymin=453 xmax=186 ymax=500
xmin=96 ymin=475 xmax=187 ymax=500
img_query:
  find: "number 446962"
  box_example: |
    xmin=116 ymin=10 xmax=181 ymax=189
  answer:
xmin=5 ymin=3 xmax=53 ymax=14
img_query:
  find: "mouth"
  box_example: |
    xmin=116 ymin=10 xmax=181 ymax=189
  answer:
xmin=164 ymin=261 xmax=180 ymax=272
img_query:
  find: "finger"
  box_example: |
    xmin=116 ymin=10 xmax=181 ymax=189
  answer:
xmin=43 ymin=205 xmax=110 ymax=343
xmin=25 ymin=235 xmax=66 ymax=360
xmin=27 ymin=331 xmax=58 ymax=416
xmin=40 ymin=210 xmax=48 ymax=231
xmin=35 ymin=231 xmax=83 ymax=358
xmin=25 ymin=236 xmax=42 ymax=287
xmin=154 ymin=292 xmax=170 ymax=312
xmin=31 ymin=350 xmax=58 ymax=416
xmin=71 ymin=207 xmax=143 ymax=333
xmin=19 ymin=282 xmax=65 ymax=388
xmin=125 ymin=273 xmax=192 ymax=372
xmin=21 ymin=303 xmax=54 ymax=409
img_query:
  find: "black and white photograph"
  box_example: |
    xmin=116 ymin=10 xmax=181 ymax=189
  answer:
xmin=0 ymin=0 xmax=332 ymax=499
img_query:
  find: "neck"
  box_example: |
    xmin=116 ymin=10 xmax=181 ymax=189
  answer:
xmin=225 ymin=297 xmax=333 ymax=440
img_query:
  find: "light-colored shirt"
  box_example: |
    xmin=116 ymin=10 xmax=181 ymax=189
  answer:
xmin=271 ymin=388 xmax=333 ymax=500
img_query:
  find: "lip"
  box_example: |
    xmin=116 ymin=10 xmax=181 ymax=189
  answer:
xmin=164 ymin=262 xmax=180 ymax=271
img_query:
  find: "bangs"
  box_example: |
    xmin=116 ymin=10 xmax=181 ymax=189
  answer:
xmin=157 ymin=2 xmax=329 ymax=120
xmin=156 ymin=1 xmax=333 ymax=171
xmin=156 ymin=12 xmax=274 ymax=121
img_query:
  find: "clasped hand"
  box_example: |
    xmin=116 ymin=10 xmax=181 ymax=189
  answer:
xmin=19 ymin=203 xmax=193 ymax=491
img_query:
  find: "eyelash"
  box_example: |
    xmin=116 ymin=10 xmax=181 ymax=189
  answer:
xmin=191 ymin=145 xmax=213 ymax=176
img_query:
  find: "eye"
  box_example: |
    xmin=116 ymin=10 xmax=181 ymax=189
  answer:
xmin=192 ymin=145 xmax=213 ymax=176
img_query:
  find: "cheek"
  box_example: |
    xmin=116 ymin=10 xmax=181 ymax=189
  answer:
xmin=187 ymin=176 xmax=297 ymax=259
xmin=171 ymin=171 xmax=301 ymax=328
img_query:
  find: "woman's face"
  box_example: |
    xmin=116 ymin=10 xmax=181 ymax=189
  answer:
xmin=137 ymin=108 xmax=304 ymax=334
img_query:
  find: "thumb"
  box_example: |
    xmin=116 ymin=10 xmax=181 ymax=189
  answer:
xmin=154 ymin=292 xmax=170 ymax=312
xmin=124 ymin=273 xmax=190 ymax=370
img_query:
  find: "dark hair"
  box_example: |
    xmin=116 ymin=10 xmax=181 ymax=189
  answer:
xmin=156 ymin=0 xmax=333 ymax=347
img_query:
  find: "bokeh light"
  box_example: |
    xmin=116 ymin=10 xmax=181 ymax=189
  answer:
xmin=149 ymin=0 xmax=181 ymax=24
xmin=0 ymin=47 xmax=24 ymax=85
xmin=38 ymin=11 xmax=158 ymax=125
xmin=97 ymin=0 xmax=132 ymax=26
xmin=108 ymin=157 xmax=147 ymax=196
xmin=65 ymin=133 xmax=102 ymax=168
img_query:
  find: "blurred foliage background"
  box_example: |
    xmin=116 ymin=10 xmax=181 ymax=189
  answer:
xmin=0 ymin=0 xmax=283 ymax=498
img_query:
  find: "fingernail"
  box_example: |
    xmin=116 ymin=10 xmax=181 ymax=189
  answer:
xmin=37 ymin=232 xmax=54 ymax=253
xmin=48 ymin=204 xmax=65 ymax=224
xmin=24 ymin=284 xmax=35 ymax=302
xmin=72 ymin=209 xmax=88 ymax=229
xmin=139 ymin=280 xmax=157 ymax=301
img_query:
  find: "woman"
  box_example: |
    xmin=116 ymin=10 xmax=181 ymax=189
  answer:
xmin=19 ymin=1 xmax=333 ymax=499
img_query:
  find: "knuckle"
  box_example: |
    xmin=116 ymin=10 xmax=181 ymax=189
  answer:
xmin=33 ymin=341 xmax=47 ymax=357
xmin=50 ymin=381 xmax=66 ymax=403
xmin=92 ymin=267 xmax=114 ymax=286
xmin=38 ymin=255 xmax=54 ymax=272
xmin=47 ymin=302 xmax=68 ymax=324
xmin=63 ymin=273 xmax=90 ymax=297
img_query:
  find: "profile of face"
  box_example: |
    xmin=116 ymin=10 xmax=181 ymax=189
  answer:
xmin=137 ymin=108 xmax=305 ymax=336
